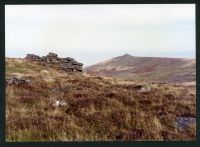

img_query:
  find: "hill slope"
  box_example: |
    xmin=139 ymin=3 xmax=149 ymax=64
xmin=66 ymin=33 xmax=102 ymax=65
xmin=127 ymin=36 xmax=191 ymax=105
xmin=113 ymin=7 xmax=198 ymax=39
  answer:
xmin=84 ymin=54 xmax=196 ymax=84
xmin=6 ymin=57 xmax=196 ymax=141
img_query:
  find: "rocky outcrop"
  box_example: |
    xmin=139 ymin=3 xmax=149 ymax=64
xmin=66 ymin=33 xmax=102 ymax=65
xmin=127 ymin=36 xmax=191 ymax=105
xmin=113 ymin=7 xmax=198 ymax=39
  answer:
xmin=25 ymin=52 xmax=83 ymax=72
xmin=6 ymin=77 xmax=32 ymax=85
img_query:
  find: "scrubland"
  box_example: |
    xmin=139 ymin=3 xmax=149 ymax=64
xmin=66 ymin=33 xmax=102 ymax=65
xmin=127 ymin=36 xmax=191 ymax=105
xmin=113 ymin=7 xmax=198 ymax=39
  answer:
xmin=6 ymin=58 xmax=196 ymax=141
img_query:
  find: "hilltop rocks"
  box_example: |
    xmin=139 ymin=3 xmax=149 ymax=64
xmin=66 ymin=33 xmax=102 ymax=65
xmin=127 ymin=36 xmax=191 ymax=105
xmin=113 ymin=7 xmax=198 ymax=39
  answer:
xmin=25 ymin=52 xmax=83 ymax=72
xmin=26 ymin=54 xmax=40 ymax=60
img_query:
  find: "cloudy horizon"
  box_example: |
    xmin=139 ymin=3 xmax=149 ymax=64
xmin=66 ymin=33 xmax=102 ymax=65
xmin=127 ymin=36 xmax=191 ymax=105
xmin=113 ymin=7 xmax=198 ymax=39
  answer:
xmin=5 ymin=4 xmax=195 ymax=66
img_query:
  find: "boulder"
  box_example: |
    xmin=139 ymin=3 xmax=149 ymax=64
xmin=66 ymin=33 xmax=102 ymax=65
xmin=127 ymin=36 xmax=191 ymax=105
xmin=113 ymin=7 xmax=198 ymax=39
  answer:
xmin=64 ymin=57 xmax=75 ymax=62
xmin=48 ymin=52 xmax=58 ymax=57
xmin=41 ymin=56 xmax=47 ymax=61
xmin=26 ymin=54 xmax=40 ymax=60
xmin=139 ymin=85 xmax=152 ymax=93
xmin=51 ymin=58 xmax=61 ymax=63
xmin=53 ymin=100 xmax=68 ymax=107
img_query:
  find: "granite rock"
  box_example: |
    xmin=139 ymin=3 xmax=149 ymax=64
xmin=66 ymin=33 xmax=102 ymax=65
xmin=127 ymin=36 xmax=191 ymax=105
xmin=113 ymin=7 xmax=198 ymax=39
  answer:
xmin=25 ymin=52 xmax=83 ymax=72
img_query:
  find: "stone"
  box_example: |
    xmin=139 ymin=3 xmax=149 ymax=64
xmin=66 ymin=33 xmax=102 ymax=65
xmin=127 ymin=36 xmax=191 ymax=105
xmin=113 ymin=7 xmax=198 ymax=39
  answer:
xmin=175 ymin=117 xmax=196 ymax=129
xmin=41 ymin=56 xmax=47 ymax=61
xmin=138 ymin=85 xmax=151 ymax=93
xmin=53 ymin=100 xmax=68 ymax=107
xmin=25 ymin=52 xmax=83 ymax=72
xmin=73 ymin=62 xmax=83 ymax=66
xmin=48 ymin=52 xmax=58 ymax=57
xmin=26 ymin=54 xmax=40 ymax=60
xmin=51 ymin=58 xmax=61 ymax=63
xmin=65 ymin=57 xmax=75 ymax=61
xmin=6 ymin=77 xmax=32 ymax=85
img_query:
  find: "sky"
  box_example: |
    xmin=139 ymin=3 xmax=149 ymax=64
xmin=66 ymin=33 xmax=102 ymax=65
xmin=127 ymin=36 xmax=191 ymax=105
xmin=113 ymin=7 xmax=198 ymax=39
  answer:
xmin=5 ymin=4 xmax=195 ymax=66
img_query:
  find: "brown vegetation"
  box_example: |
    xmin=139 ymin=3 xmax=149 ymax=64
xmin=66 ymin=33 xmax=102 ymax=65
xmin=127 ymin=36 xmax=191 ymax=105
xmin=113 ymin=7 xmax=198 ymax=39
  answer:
xmin=6 ymin=58 xmax=196 ymax=141
xmin=84 ymin=54 xmax=196 ymax=84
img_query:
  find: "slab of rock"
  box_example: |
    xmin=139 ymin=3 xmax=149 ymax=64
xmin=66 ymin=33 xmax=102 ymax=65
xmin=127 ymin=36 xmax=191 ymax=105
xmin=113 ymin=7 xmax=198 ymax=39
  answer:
xmin=26 ymin=54 xmax=40 ymax=60
xmin=48 ymin=52 xmax=58 ymax=57
xmin=41 ymin=56 xmax=47 ymax=61
xmin=65 ymin=57 xmax=75 ymax=61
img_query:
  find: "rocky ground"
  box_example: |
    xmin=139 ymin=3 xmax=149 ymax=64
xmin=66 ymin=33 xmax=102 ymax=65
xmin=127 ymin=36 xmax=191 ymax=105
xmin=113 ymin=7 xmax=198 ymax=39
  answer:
xmin=6 ymin=57 xmax=196 ymax=141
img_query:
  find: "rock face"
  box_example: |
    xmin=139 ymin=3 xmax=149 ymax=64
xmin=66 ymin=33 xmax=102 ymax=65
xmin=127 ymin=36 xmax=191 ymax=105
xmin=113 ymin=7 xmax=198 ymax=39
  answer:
xmin=25 ymin=52 xmax=83 ymax=72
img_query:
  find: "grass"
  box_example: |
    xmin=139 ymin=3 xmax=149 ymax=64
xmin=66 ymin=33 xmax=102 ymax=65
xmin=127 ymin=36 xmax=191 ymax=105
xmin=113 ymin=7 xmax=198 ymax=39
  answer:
xmin=6 ymin=58 xmax=196 ymax=141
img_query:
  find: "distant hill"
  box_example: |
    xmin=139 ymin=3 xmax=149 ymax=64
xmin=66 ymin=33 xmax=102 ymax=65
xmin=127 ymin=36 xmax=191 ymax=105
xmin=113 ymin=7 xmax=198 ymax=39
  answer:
xmin=84 ymin=54 xmax=196 ymax=84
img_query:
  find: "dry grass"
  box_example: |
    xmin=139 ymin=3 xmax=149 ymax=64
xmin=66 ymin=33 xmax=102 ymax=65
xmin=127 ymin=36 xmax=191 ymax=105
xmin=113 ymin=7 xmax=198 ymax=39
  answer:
xmin=84 ymin=55 xmax=196 ymax=84
xmin=6 ymin=58 xmax=196 ymax=141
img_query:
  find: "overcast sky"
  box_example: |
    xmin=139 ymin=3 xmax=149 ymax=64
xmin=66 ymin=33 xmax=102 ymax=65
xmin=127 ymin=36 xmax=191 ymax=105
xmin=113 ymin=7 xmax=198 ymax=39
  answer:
xmin=5 ymin=4 xmax=195 ymax=66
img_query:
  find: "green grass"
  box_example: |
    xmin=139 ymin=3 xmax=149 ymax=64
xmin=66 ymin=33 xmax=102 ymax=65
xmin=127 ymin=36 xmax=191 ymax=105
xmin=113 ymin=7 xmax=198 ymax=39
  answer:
xmin=6 ymin=66 xmax=27 ymax=73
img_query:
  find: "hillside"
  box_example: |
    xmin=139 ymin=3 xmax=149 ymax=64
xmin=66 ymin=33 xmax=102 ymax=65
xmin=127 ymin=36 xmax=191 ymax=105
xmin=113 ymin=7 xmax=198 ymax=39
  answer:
xmin=6 ymin=57 xmax=196 ymax=141
xmin=84 ymin=54 xmax=196 ymax=84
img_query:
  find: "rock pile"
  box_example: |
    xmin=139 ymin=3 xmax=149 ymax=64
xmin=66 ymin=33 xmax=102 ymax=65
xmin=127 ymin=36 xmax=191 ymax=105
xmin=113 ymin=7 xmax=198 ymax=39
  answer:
xmin=26 ymin=52 xmax=83 ymax=72
xmin=6 ymin=77 xmax=32 ymax=85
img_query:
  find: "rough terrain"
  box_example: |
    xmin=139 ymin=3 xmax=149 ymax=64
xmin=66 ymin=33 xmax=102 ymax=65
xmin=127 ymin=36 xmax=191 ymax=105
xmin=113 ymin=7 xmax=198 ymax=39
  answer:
xmin=6 ymin=56 xmax=196 ymax=141
xmin=85 ymin=54 xmax=196 ymax=84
